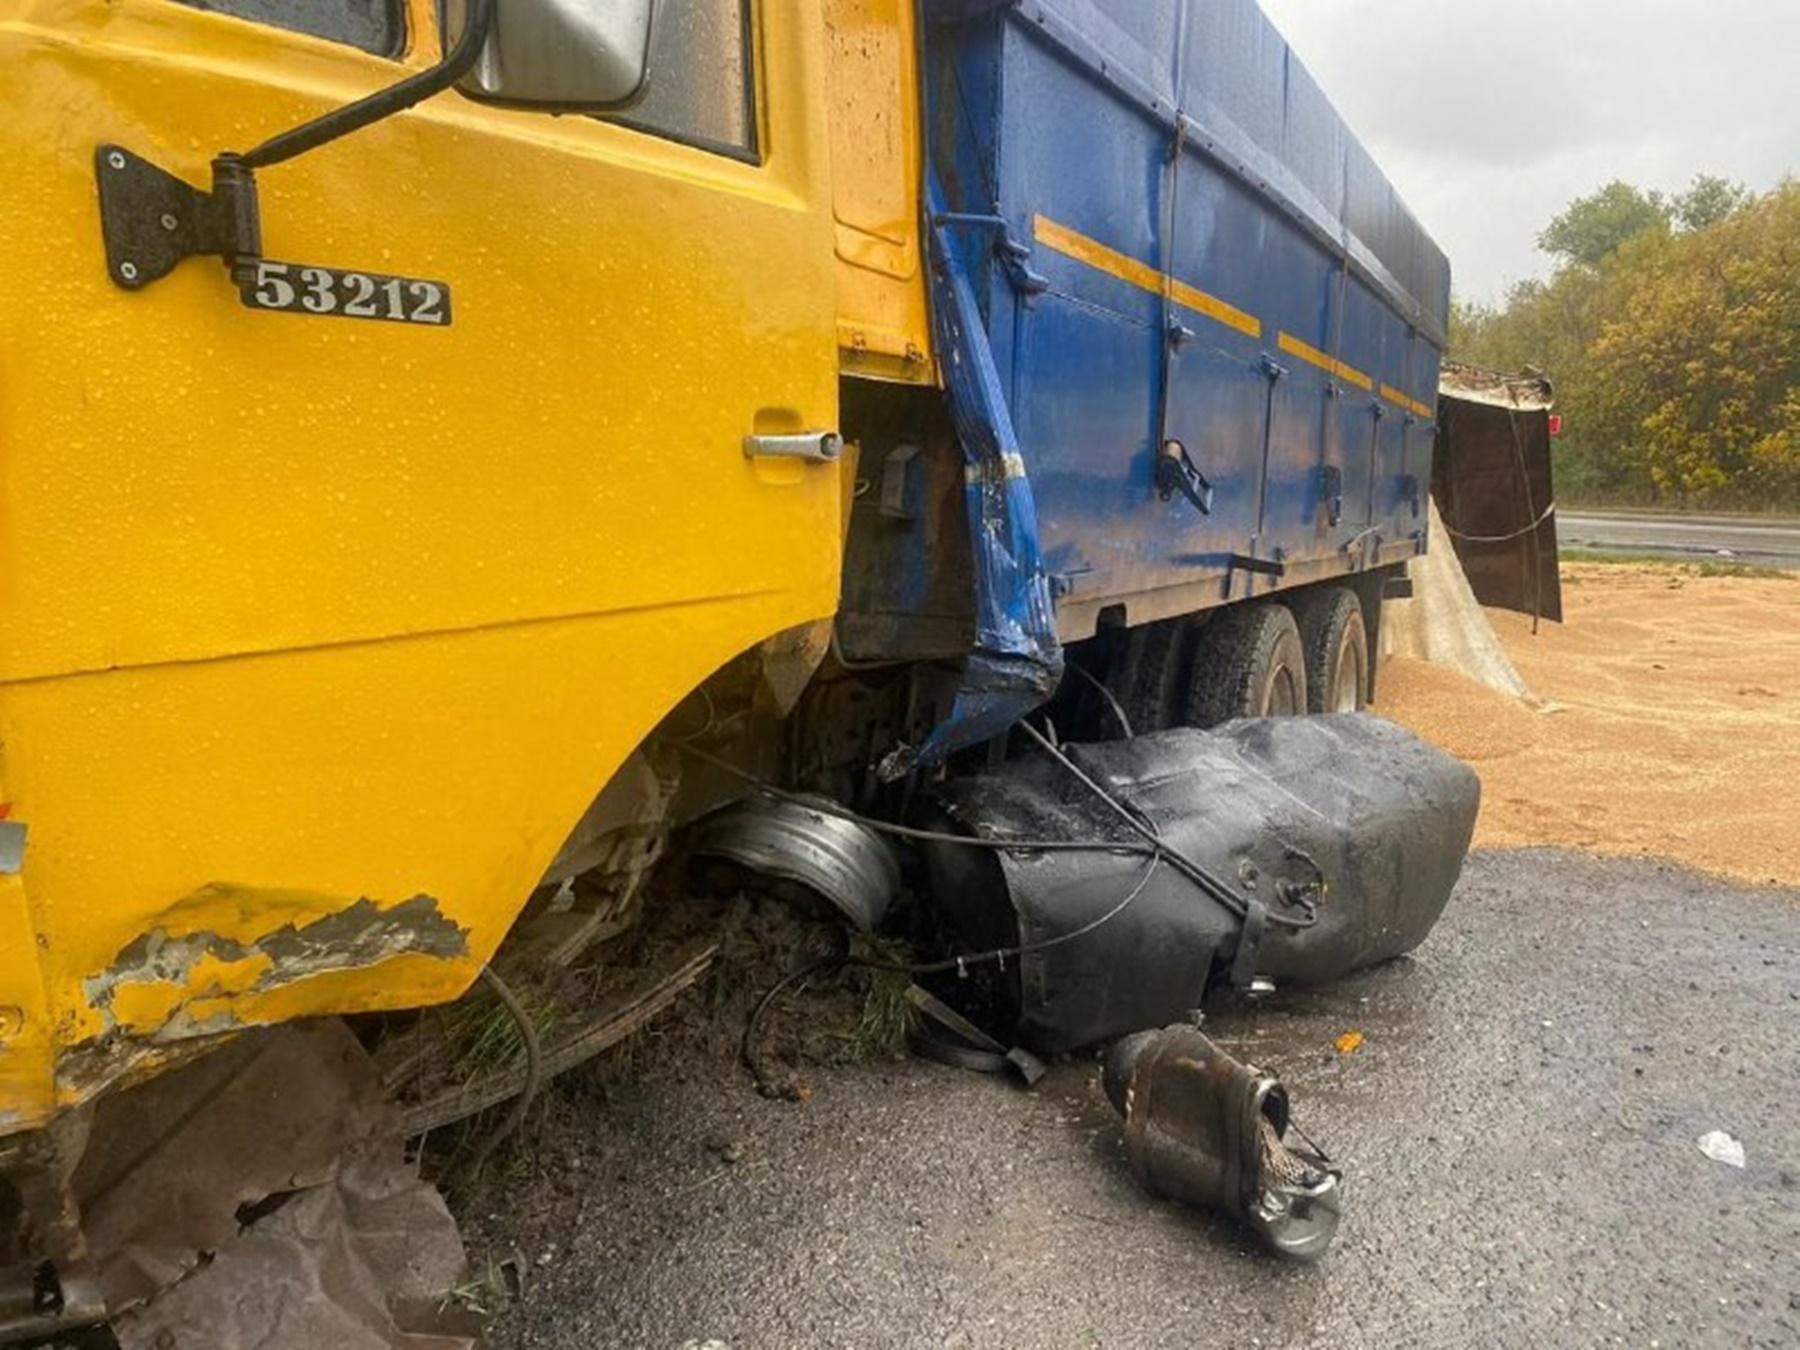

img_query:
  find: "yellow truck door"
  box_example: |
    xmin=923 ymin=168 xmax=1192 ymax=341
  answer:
xmin=0 ymin=0 xmax=844 ymax=1122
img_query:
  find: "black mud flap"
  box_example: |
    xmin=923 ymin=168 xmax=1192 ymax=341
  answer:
xmin=1433 ymin=365 xmax=1563 ymax=622
xmin=920 ymin=716 xmax=1480 ymax=1053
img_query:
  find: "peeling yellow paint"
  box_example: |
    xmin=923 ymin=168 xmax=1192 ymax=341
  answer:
xmin=80 ymin=886 xmax=470 ymax=1044
xmin=52 ymin=891 xmax=476 ymax=1106
xmin=104 ymin=951 xmax=268 ymax=1038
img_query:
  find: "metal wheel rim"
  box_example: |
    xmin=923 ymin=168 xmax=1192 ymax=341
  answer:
xmin=1262 ymin=666 xmax=1302 ymax=717
xmin=1330 ymin=633 xmax=1362 ymax=712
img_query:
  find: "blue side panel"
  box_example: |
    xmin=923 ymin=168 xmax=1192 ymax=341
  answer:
xmin=1018 ymin=296 xmax=1160 ymax=594
xmin=921 ymin=0 xmax=1451 ymax=634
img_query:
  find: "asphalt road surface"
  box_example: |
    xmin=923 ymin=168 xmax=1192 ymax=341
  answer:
xmin=474 ymin=849 xmax=1799 ymax=1349
xmin=1559 ymin=510 xmax=1800 ymax=568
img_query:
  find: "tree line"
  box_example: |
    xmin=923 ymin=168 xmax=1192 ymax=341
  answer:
xmin=1450 ymin=176 xmax=1800 ymax=510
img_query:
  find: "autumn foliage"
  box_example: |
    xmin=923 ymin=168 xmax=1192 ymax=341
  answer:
xmin=1452 ymin=178 xmax=1800 ymax=509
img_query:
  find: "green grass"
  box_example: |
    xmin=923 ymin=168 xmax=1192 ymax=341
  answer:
xmin=846 ymin=937 xmax=916 ymax=1061
xmin=1559 ymin=548 xmax=1794 ymax=580
xmin=1559 ymin=496 xmax=1800 ymax=520
xmin=850 ymin=969 xmax=913 ymax=1060
xmin=425 ymin=964 xmax=567 ymax=1115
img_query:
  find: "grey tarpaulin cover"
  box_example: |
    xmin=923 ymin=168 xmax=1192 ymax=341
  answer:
xmin=73 ymin=1020 xmax=478 ymax=1349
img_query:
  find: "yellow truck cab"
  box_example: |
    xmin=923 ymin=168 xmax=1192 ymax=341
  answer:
xmin=1 ymin=0 xmax=925 ymax=1131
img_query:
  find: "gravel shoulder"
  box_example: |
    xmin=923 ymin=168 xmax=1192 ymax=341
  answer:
xmin=467 ymin=849 xmax=1800 ymax=1349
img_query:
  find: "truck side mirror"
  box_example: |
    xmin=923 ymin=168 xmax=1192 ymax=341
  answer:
xmin=447 ymin=0 xmax=655 ymax=110
xmin=96 ymin=0 xmax=656 ymax=300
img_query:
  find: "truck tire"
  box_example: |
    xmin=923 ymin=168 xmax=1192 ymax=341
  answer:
xmin=1182 ymin=602 xmax=1306 ymax=727
xmin=1292 ymin=587 xmax=1369 ymax=713
xmin=1114 ymin=618 xmax=1190 ymax=733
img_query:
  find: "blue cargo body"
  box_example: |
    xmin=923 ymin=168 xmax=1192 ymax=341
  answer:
xmin=922 ymin=0 xmax=1450 ymax=641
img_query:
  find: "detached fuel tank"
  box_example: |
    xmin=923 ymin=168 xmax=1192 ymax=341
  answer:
xmin=921 ymin=716 xmax=1479 ymax=1051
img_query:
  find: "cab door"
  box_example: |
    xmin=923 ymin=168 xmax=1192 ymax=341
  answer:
xmin=0 ymin=0 xmax=843 ymax=683
xmin=0 ymin=0 xmax=846 ymax=1108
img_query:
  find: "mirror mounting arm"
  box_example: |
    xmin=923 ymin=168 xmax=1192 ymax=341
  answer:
xmin=95 ymin=0 xmax=496 ymax=292
xmin=241 ymin=0 xmax=495 ymax=170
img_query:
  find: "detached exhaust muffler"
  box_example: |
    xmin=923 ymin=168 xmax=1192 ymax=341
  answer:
xmin=1104 ymin=1024 xmax=1341 ymax=1261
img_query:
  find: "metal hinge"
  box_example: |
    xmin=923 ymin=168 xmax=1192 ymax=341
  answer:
xmin=96 ymin=147 xmax=261 ymax=291
xmin=1156 ymin=439 xmax=1214 ymax=514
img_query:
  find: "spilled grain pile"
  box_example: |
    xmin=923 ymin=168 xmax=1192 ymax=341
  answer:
xmin=1377 ymin=561 xmax=1800 ymax=888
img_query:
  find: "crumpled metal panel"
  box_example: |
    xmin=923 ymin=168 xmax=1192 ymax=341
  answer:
xmin=112 ymin=1154 xmax=475 ymax=1350
xmin=877 ymin=177 xmax=1064 ymax=777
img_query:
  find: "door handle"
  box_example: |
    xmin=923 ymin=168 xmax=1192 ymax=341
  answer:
xmin=743 ymin=431 xmax=842 ymax=463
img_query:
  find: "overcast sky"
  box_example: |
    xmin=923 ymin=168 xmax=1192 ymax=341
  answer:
xmin=1255 ymin=0 xmax=1800 ymax=303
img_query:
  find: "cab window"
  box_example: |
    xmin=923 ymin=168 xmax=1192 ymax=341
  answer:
xmin=173 ymin=0 xmax=404 ymax=57
xmin=608 ymin=0 xmax=757 ymax=161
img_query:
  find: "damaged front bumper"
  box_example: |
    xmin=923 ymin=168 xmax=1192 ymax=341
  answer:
xmin=0 ymin=877 xmax=481 ymax=1344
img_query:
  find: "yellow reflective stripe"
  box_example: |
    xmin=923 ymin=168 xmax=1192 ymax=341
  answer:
xmin=1276 ymin=330 xmax=1374 ymax=392
xmin=1029 ymin=215 xmax=1431 ymax=406
xmin=1032 ymin=214 xmax=1261 ymax=339
xmin=1380 ymin=383 xmax=1435 ymax=420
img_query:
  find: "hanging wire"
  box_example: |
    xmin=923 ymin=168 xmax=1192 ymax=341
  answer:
xmin=667 ymin=732 xmax=1315 ymax=931
xmin=1066 ymin=661 xmax=1135 ymax=739
xmin=1437 ymin=497 xmax=1557 ymax=544
xmin=1014 ymin=720 xmax=1313 ymax=928
xmin=461 ymin=964 xmax=543 ymax=1175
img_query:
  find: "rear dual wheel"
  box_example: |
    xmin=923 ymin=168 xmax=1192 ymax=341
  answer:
xmin=1291 ymin=587 xmax=1370 ymax=715
xmin=1183 ymin=603 xmax=1307 ymax=726
xmin=1183 ymin=588 xmax=1368 ymax=727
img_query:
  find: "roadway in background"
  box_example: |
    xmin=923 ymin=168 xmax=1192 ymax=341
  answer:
xmin=1559 ymin=509 xmax=1800 ymax=567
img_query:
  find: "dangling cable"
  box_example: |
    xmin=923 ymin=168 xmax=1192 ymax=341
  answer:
xmin=1067 ymin=661 xmax=1135 ymax=739
xmin=462 ymin=963 xmax=542 ymax=1175
xmin=1014 ymin=720 xmax=1310 ymax=926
